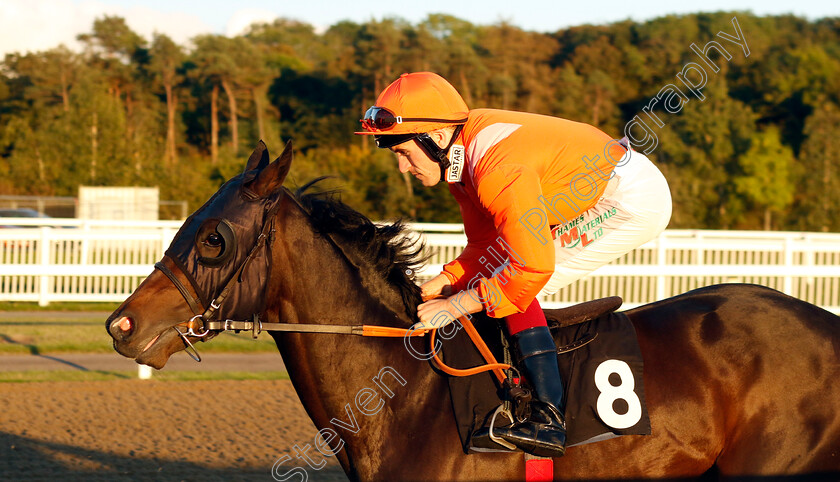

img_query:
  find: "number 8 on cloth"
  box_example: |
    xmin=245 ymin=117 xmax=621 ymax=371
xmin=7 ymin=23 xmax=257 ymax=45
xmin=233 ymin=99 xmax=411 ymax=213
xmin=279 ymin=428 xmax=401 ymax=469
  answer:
xmin=555 ymin=312 xmax=651 ymax=447
xmin=594 ymin=359 xmax=643 ymax=429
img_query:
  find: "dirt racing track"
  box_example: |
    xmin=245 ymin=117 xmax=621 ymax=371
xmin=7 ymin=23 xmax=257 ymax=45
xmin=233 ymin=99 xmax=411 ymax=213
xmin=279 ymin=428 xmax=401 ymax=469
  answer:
xmin=0 ymin=379 xmax=349 ymax=481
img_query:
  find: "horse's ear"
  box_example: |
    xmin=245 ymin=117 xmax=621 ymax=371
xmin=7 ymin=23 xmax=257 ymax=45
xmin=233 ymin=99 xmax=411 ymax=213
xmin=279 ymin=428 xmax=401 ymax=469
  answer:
xmin=244 ymin=140 xmax=270 ymax=172
xmin=251 ymin=139 xmax=293 ymax=197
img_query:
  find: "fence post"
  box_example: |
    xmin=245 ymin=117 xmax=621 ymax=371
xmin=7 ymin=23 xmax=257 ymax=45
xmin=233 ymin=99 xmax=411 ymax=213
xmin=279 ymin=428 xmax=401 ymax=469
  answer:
xmin=694 ymin=230 xmax=704 ymax=266
xmin=138 ymin=364 xmax=153 ymax=379
xmin=161 ymin=227 xmax=175 ymax=257
xmin=38 ymin=226 xmax=52 ymax=307
xmin=80 ymin=221 xmax=91 ymax=265
xmin=783 ymin=236 xmax=793 ymax=295
xmin=804 ymin=234 xmax=814 ymax=286
xmin=656 ymin=234 xmax=667 ymax=300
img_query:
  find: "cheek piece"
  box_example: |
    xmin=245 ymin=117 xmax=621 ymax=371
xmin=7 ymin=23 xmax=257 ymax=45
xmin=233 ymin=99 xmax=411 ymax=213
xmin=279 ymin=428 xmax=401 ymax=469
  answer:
xmin=413 ymin=124 xmax=464 ymax=181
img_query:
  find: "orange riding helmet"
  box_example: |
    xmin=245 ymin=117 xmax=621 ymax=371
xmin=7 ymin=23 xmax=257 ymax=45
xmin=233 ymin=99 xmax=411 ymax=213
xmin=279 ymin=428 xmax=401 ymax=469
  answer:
xmin=357 ymin=72 xmax=469 ymax=169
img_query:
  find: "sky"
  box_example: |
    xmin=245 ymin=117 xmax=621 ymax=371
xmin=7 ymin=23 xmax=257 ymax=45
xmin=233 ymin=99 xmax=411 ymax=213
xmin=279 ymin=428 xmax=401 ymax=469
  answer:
xmin=0 ymin=0 xmax=838 ymax=57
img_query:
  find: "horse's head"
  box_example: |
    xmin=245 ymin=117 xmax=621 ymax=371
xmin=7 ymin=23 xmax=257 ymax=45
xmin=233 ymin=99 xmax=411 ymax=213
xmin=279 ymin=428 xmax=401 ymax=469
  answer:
xmin=106 ymin=141 xmax=292 ymax=368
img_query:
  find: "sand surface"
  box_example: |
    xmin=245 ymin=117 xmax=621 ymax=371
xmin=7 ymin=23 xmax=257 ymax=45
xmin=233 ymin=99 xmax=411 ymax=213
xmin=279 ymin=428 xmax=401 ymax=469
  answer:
xmin=0 ymin=379 xmax=348 ymax=481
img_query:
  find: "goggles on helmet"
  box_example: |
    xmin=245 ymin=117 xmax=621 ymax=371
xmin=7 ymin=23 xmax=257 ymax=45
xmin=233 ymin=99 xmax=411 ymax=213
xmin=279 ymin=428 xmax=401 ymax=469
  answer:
xmin=361 ymin=106 xmax=467 ymax=132
xmin=374 ymin=133 xmax=419 ymax=149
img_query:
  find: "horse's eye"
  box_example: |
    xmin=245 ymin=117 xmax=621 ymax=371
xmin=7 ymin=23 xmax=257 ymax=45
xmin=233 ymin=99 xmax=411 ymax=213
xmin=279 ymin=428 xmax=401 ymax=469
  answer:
xmin=204 ymin=233 xmax=223 ymax=248
xmin=195 ymin=219 xmax=237 ymax=267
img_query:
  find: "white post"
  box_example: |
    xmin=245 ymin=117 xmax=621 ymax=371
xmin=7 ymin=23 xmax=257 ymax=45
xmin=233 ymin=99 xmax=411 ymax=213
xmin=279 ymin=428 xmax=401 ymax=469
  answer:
xmin=694 ymin=230 xmax=704 ymax=266
xmin=38 ymin=226 xmax=52 ymax=307
xmin=80 ymin=222 xmax=91 ymax=265
xmin=656 ymin=234 xmax=667 ymax=300
xmin=137 ymin=364 xmax=153 ymax=379
xmin=161 ymin=227 xmax=175 ymax=257
xmin=803 ymin=234 xmax=814 ymax=286
xmin=783 ymin=236 xmax=794 ymax=295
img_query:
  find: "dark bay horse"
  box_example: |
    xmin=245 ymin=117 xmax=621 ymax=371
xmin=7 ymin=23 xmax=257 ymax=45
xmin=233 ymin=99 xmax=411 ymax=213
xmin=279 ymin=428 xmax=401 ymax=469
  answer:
xmin=107 ymin=142 xmax=840 ymax=480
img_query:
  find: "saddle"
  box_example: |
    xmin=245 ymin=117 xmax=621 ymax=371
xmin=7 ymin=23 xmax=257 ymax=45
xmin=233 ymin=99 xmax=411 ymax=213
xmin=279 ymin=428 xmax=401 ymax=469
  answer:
xmin=543 ymin=296 xmax=623 ymax=329
xmin=439 ymin=296 xmax=651 ymax=454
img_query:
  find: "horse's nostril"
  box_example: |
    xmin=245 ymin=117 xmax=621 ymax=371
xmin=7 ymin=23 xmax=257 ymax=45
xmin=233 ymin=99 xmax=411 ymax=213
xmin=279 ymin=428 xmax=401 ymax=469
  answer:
xmin=117 ymin=316 xmax=133 ymax=332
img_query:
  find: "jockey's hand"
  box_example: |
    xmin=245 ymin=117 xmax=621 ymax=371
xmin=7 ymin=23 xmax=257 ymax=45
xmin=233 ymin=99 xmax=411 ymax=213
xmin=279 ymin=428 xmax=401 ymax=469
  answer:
xmin=420 ymin=273 xmax=453 ymax=301
xmin=412 ymin=297 xmax=459 ymax=331
xmin=411 ymin=290 xmax=484 ymax=332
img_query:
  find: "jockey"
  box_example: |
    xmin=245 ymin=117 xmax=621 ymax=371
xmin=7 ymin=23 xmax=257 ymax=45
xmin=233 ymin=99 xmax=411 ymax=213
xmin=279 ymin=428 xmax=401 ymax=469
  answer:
xmin=357 ymin=72 xmax=672 ymax=457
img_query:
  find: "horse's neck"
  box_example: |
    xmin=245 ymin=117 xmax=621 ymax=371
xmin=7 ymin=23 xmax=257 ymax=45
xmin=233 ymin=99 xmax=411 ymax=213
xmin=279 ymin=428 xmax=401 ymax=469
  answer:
xmin=271 ymin=195 xmax=414 ymax=328
xmin=267 ymin=201 xmax=452 ymax=479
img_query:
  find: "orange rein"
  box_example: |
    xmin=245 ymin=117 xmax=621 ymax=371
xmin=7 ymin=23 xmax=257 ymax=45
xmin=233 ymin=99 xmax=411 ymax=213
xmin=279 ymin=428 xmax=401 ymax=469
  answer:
xmin=363 ymin=302 xmax=510 ymax=385
xmin=428 ymin=316 xmax=510 ymax=384
xmin=181 ymin=295 xmax=512 ymax=383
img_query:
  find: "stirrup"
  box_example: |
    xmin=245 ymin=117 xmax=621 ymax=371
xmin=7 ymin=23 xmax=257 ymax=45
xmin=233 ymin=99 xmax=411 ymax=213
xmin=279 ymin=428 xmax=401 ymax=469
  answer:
xmin=488 ymin=405 xmax=517 ymax=451
xmin=468 ymin=405 xmax=523 ymax=453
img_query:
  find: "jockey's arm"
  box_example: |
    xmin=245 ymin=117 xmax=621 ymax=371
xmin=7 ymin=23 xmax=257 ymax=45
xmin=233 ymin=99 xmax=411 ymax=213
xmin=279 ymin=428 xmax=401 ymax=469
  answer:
xmin=416 ymin=165 xmax=555 ymax=326
xmin=439 ymin=182 xmax=499 ymax=291
xmin=471 ymin=164 xmax=555 ymax=318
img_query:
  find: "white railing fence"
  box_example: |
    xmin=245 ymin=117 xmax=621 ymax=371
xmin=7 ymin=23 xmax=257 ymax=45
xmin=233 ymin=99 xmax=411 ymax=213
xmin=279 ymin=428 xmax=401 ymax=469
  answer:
xmin=1 ymin=218 xmax=840 ymax=313
xmin=0 ymin=219 xmax=181 ymax=305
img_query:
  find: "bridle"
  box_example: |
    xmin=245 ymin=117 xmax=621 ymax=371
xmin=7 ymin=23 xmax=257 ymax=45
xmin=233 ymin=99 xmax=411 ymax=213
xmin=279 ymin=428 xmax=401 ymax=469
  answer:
xmin=153 ymin=197 xmax=282 ymax=360
xmin=152 ymin=190 xmax=511 ymax=384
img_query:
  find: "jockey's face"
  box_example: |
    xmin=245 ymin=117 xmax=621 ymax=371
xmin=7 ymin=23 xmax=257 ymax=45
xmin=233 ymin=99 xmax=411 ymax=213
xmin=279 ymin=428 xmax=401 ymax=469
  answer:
xmin=390 ymin=138 xmax=441 ymax=187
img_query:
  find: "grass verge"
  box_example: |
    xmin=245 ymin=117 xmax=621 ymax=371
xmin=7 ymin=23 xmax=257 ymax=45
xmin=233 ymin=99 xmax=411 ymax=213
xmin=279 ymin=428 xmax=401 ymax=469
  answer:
xmin=0 ymin=370 xmax=290 ymax=383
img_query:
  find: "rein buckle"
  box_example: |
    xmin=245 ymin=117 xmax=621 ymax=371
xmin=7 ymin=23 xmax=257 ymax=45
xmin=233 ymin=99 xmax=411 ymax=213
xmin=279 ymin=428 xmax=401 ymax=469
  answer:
xmin=187 ymin=314 xmax=212 ymax=338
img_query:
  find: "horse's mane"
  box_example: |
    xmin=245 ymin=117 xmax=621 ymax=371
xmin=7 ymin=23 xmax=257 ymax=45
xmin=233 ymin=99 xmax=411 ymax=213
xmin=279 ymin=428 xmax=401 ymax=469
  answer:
xmin=293 ymin=178 xmax=426 ymax=320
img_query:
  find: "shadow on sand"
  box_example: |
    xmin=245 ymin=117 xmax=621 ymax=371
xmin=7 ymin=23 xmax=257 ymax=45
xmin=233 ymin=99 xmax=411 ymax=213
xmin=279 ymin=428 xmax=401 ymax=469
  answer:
xmin=0 ymin=431 xmax=349 ymax=481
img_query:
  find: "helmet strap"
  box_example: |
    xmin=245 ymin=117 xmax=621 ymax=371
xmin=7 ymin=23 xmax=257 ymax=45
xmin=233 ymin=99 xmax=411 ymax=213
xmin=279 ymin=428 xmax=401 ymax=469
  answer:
xmin=414 ymin=124 xmax=464 ymax=182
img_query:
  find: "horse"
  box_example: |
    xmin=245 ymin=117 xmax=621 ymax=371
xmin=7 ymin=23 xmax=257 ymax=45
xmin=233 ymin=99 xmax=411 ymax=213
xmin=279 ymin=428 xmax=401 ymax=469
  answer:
xmin=107 ymin=141 xmax=840 ymax=481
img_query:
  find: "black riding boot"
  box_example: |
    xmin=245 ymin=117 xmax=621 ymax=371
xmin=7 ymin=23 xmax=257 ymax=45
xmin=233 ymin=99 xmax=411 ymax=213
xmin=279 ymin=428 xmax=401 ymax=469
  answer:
xmin=471 ymin=326 xmax=567 ymax=457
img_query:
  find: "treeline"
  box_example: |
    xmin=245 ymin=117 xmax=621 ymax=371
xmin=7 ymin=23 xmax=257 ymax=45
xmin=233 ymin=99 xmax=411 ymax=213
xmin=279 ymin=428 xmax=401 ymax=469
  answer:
xmin=1 ymin=12 xmax=838 ymax=230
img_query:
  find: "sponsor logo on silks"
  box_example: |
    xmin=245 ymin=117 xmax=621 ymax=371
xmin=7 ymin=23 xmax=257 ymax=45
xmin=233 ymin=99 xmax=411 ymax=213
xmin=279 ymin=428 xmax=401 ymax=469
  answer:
xmin=556 ymin=226 xmax=583 ymax=248
xmin=553 ymin=207 xmax=620 ymax=249
xmin=553 ymin=214 xmax=584 ymax=236
xmin=447 ymin=145 xmax=465 ymax=183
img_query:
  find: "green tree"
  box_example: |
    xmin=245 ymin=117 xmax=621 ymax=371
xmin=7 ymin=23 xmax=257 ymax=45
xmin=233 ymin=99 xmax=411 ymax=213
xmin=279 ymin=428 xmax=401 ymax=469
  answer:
xmin=478 ymin=22 xmax=558 ymax=112
xmin=148 ymin=33 xmax=185 ymax=165
xmin=3 ymin=47 xmax=77 ymax=113
xmin=793 ymin=101 xmax=840 ymax=231
xmin=419 ymin=15 xmax=485 ymax=106
xmin=77 ymin=16 xmax=145 ymax=103
xmin=734 ymin=126 xmax=796 ymax=230
xmin=245 ymin=18 xmax=323 ymax=69
xmin=565 ymin=36 xmax=623 ymax=129
xmin=236 ymin=40 xmax=275 ymax=143
xmin=191 ymin=35 xmax=238 ymax=162
xmin=355 ymin=18 xmax=410 ymax=97
xmin=321 ymin=21 xmax=364 ymax=80
xmin=654 ymin=76 xmax=757 ymax=228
